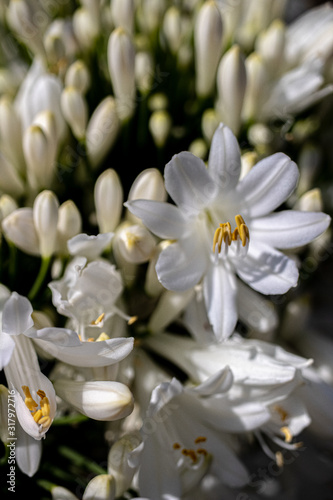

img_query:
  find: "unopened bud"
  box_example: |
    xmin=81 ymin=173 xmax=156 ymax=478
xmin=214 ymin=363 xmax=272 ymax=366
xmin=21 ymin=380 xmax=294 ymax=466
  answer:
xmin=107 ymin=433 xmax=141 ymax=497
xmin=94 ymin=169 xmax=123 ymax=233
xmin=82 ymin=474 xmax=116 ymax=500
xmin=61 ymin=87 xmax=88 ymax=140
xmin=57 ymin=200 xmax=82 ymax=255
xmin=114 ymin=223 xmax=155 ymax=264
xmin=149 ymin=109 xmax=172 ymax=148
xmin=65 ymin=60 xmax=91 ymax=94
xmin=33 ymin=190 xmax=59 ymax=258
xmin=111 ymin=0 xmax=134 ymax=34
xmin=242 ymin=53 xmax=267 ymax=122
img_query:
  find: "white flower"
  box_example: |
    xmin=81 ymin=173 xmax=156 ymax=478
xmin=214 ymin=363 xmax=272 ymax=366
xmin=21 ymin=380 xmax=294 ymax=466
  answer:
xmin=125 ymin=123 xmax=330 ymax=340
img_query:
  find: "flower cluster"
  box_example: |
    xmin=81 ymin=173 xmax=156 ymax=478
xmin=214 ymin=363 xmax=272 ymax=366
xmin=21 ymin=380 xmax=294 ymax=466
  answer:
xmin=0 ymin=1 xmax=333 ymax=499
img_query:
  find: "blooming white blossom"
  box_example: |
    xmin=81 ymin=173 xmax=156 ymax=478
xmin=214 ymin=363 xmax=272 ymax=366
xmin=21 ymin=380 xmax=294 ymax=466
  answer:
xmin=126 ymin=123 xmax=330 ymax=340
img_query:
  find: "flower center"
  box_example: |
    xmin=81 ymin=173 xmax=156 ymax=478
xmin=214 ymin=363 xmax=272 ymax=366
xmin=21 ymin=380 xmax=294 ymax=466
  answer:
xmin=172 ymin=436 xmax=211 ymax=493
xmin=212 ymin=214 xmax=250 ymax=257
xmin=22 ymin=385 xmax=52 ymax=429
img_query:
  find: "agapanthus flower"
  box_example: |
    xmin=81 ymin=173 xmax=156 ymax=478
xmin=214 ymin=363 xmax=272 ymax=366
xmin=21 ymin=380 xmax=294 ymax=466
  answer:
xmin=126 ymin=123 xmax=330 ymax=340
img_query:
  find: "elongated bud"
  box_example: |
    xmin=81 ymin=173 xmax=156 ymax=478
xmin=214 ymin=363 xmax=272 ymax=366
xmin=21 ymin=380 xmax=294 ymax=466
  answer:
xmin=242 ymin=53 xmax=267 ymax=123
xmin=94 ymin=169 xmax=123 ymax=233
xmin=32 ymin=110 xmax=58 ymax=160
xmin=144 ymin=241 xmax=169 ymax=296
xmin=128 ymin=168 xmax=166 ymax=204
xmin=33 ymin=190 xmax=59 ymax=258
xmin=2 ymin=208 xmax=40 ymax=256
xmin=23 ymin=125 xmax=55 ymax=191
xmin=113 ymin=223 xmax=156 ymax=264
xmin=189 ymin=138 xmax=207 ymax=159
xmin=149 ymin=109 xmax=172 ymax=148
xmin=56 ymin=200 xmax=82 ymax=255
xmin=61 ymin=87 xmax=88 ymax=140
xmin=135 ymin=51 xmax=154 ymax=95
xmin=111 ymin=0 xmax=134 ymax=34
xmin=65 ymin=60 xmax=91 ymax=94
xmin=0 ymin=195 xmax=18 ymax=222
xmin=216 ymin=45 xmax=247 ymax=135
xmin=0 ymin=152 xmax=25 ymax=198
xmin=137 ymin=0 xmax=166 ymax=34
xmin=256 ymin=20 xmax=285 ymax=74
xmin=107 ymin=28 xmax=136 ymax=121
xmin=293 ymin=188 xmax=323 ymax=212
xmin=201 ymin=108 xmax=220 ymax=143
xmin=163 ymin=6 xmax=182 ymax=54
xmin=86 ymin=97 xmax=120 ymax=169
xmin=51 ymin=486 xmax=80 ymax=500
xmin=73 ymin=7 xmax=99 ymax=51
xmin=194 ymin=1 xmax=223 ymax=97
xmin=107 ymin=433 xmax=142 ymax=497
xmin=83 ymin=474 xmax=116 ymax=500
xmin=0 ymin=96 xmax=24 ymax=173
xmin=53 ymin=380 xmax=134 ymax=421
xmin=6 ymin=0 xmax=46 ymax=57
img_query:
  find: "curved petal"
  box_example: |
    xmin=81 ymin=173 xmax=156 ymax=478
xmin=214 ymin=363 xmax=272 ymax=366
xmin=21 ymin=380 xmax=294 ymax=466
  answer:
xmin=124 ymin=200 xmax=187 ymax=239
xmin=250 ymin=210 xmax=331 ymax=249
xmin=67 ymin=232 xmax=113 ymax=260
xmin=2 ymin=208 xmax=40 ymax=256
xmin=203 ymin=263 xmax=238 ymax=341
xmin=236 ymin=153 xmax=299 ymax=217
xmin=33 ymin=337 xmax=134 ymax=367
xmin=156 ymin=240 xmax=207 ymax=291
xmin=208 ymin=123 xmax=241 ymax=191
xmin=16 ymin=421 xmax=42 ymax=477
xmin=26 ymin=327 xmax=81 ymax=346
xmin=165 ymin=151 xmax=218 ymax=215
xmin=0 ymin=331 xmax=15 ymax=370
xmin=236 ymin=241 xmax=299 ymax=295
xmin=2 ymin=292 xmax=34 ymax=335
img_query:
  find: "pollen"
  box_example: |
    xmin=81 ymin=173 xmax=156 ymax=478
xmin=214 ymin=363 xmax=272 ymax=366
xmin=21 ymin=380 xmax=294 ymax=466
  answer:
xmin=213 ymin=214 xmax=249 ymax=256
xmin=91 ymin=312 xmax=105 ymax=325
xmin=194 ymin=436 xmax=207 ymax=444
xmin=281 ymin=426 xmax=293 ymax=443
xmin=22 ymin=386 xmax=52 ymax=430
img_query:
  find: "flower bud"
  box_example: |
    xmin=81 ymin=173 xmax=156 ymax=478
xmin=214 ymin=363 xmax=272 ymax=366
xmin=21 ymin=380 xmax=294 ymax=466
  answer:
xmin=189 ymin=138 xmax=207 ymax=159
xmin=149 ymin=109 xmax=172 ymax=148
xmin=256 ymin=19 xmax=285 ymax=74
xmin=73 ymin=7 xmax=99 ymax=51
xmin=83 ymin=474 xmax=116 ymax=500
xmin=107 ymin=433 xmax=142 ymax=497
xmin=201 ymin=108 xmax=220 ymax=144
xmin=6 ymin=0 xmax=46 ymax=57
xmin=135 ymin=51 xmax=154 ymax=95
xmin=296 ymin=144 xmax=321 ymax=196
xmin=2 ymin=208 xmax=40 ymax=256
xmin=163 ymin=6 xmax=182 ymax=54
xmin=53 ymin=380 xmax=134 ymax=421
xmin=107 ymin=28 xmax=136 ymax=121
xmin=194 ymin=1 xmax=223 ymax=97
xmin=23 ymin=124 xmax=56 ymax=191
xmin=56 ymin=200 xmax=82 ymax=255
xmin=148 ymin=288 xmax=194 ymax=333
xmin=65 ymin=60 xmax=91 ymax=94
xmin=51 ymin=486 xmax=80 ymax=500
xmin=111 ymin=0 xmax=134 ymax=34
xmin=33 ymin=190 xmax=59 ymax=258
xmin=61 ymin=87 xmax=88 ymax=140
xmin=86 ymin=97 xmax=120 ymax=169
xmin=144 ymin=241 xmax=169 ymax=296
xmin=128 ymin=168 xmax=166 ymax=204
xmin=137 ymin=0 xmax=166 ymax=34
xmin=113 ymin=223 xmax=156 ymax=264
xmin=242 ymin=53 xmax=268 ymax=122
xmin=216 ymin=45 xmax=247 ymax=135
xmin=0 ymin=195 xmax=18 ymax=223
xmin=293 ymin=188 xmax=323 ymax=212
xmin=0 ymin=152 xmax=25 ymax=198
xmin=94 ymin=169 xmax=123 ymax=233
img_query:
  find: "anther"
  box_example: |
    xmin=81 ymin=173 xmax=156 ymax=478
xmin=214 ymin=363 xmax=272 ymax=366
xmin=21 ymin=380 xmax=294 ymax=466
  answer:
xmin=213 ymin=215 xmax=249 ymax=256
xmin=22 ymin=386 xmax=51 ymax=431
xmin=91 ymin=312 xmax=105 ymax=325
xmin=194 ymin=436 xmax=207 ymax=444
xmin=280 ymin=426 xmax=292 ymax=443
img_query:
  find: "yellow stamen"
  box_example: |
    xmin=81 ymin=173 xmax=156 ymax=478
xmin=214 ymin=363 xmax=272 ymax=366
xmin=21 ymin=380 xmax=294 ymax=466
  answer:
xmin=194 ymin=436 xmax=207 ymax=444
xmin=281 ymin=426 xmax=292 ymax=443
xmin=96 ymin=332 xmax=110 ymax=342
xmin=22 ymin=386 xmax=38 ymax=411
xmin=22 ymin=385 xmax=52 ymax=430
xmin=275 ymin=451 xmax=284 ymax=468
xmin=213 ymin=215 xmax=250 ymax=254
xmin=91 ymin=312 xmax=105 ymax=325
xmin=197 ymin=448 xmax=208 ymax=456
xmin=128 ymin=315 xmax=138 ymax=325
xmin=33 ymin=410 xmax=43 ymax=423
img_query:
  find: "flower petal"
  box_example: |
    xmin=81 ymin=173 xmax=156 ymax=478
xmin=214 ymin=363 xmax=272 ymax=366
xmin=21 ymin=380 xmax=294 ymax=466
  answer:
xmin=124 ymin=199 xmax=187 ymax=239
xmin=208 ymin=123 xmax=241 ymax=190
xmin=67 ymin=232 xmax=114 ymax=260
xmin=235 ymin=241 xmax=299 ymax=294
xmin=156 ymin=240 xmax=207 ymax=291
xmin=15 ymin=421 xmax=42 ymax=477
xmin=0 ymin=331 xmax=15 ymax=370
xmin=26 ymin=327 xmax=81 ymax=346
xmin=236 ymin=153 xmax=299 ymax=217
xmin=250 ymin=210 xmax=331 ymax=249
xmin=2 ymin=292 xmax=34 ymax=336
xmin=165 ymin=151 xmax=218 ymax=215
xmin=203 ymin=262 xmax=238 ymax=341
xmin=2 ymin=208 xmax=40 ymax=256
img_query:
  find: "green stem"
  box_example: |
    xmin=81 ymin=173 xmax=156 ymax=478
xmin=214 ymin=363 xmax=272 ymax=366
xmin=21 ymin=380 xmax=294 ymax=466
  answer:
xmin=58 ymin=446 xmax=107 ymax=475
xmin=28 ymin=256 xmax=51 ymax=302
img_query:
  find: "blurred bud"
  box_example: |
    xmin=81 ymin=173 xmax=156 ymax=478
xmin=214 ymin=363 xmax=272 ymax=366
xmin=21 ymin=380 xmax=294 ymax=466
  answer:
xmin=94 ymin=169 xmax=123 ymax=233
xmin=113 ymin=223 xmax=156 ymax=264
xmin=256 ymin=19 xmax=285 ymax=74
xmin=240 ymin=151 xmax=258 ymax=180
xmin=293 ymin=188 xmax=323 ymax=212
xmin=33 ymin=190 xmax=59 ymax=258
xmin=82 ymin=474 xmax=116 ymax=500
xmin=296 ymin=144 xmax=321 ymax=196
xmin=242 ymin=53 xmax=268 ymax=122
xmin=138 ymin=0 xmax=166 ymax=34
xmin=0 ymin=195 xmax=18 ymax=223
xmin=23 ymin=124 xmax=56 ymax=191
xmin=61 ymin=87 xmax=88 ymax=140
xmin=2 ymin=208 xmax=40 ymax=256
xmin=149 ymin=109 xmax=172 ymax=148
xmin=65 ymin=60 xmax=91 ymax=94
xmin=135 ymin=51 xmax=154 ymax=95
xmin=53 ymin=379 xmax=134 ymax=421
xmin=194 ymin=1 xmax=223 ymax=97
xmin=111 ymin=0 xmax=134 ymax=34
xmin=0 ymin=152 xmax=25 ymax=198
xmin=148 ymin=288 xmax=194 ymax=333
xmin=6 ymin=0 xmax=46 ymax=57
xmin=216 ymin=45 xmax=247 ymax=135
xmin=148 ymin=93 xmax=168 ymax=112
xmin=56 ymin=200 xmax=82 ymax=255
xmin=107 ymin=433 xmax=141 ymax=497
xmin=189 ymin=138 xmax=207 ymax=159
xmin=86 ymin=96 xmax=120 ymax=169
xmin=73 ymin=7 xmax=100 ymax=51
xmin=51 ymin=486 xmax=79 ymax=500
xmin=201 ymin=108 xmax=219 ymax=144
xmin=107 ymin=28 xmax=136 ymax=121
xmin=144 ymin=241 xmax=170 ymax=296
xmin=0 ymin=96 xmax=24 ymax=173
xmin=163 ymin=6 xmax=182 ymax=54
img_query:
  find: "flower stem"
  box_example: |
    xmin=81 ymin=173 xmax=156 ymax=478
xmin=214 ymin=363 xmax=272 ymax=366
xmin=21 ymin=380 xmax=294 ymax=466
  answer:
xmin=28 ymin=256 xmax=51 ymax=302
